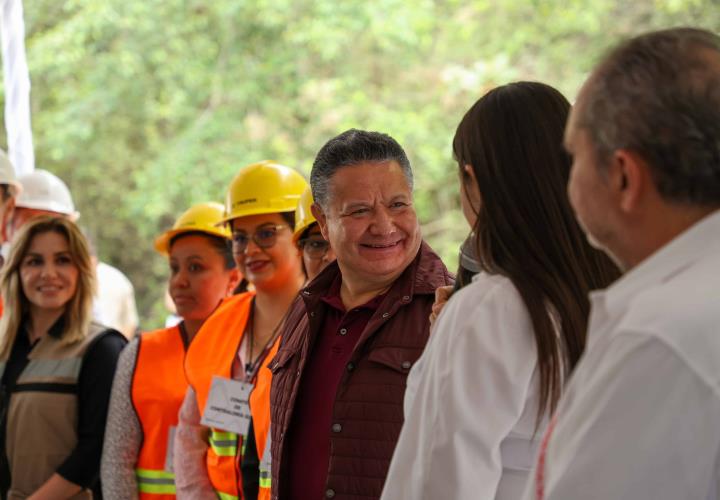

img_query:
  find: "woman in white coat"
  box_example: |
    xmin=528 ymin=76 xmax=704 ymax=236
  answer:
xmin=382 ymin=82 xmax=620 ymax=499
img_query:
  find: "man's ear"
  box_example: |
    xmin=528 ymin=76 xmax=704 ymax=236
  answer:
xmin=311 ymin=202 xmax=330 ymax=241
xmin=612 ymin=149 xmax=650 ymax=213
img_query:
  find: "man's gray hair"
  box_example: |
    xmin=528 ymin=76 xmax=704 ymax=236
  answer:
xmin=579 ymin=27 xmax=720 ymax=205
xmin=310 ymin=129 xmax=414 ymax=208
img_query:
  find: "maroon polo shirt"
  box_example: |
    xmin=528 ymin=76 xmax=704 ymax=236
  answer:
xmin=285 ymin=274 xmax=385 ymax=500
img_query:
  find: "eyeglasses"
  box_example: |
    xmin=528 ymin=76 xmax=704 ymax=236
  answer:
xmin=231 ymin=225 xmax=289 ymax=253
xmin=298 ymin=237 xmax=331 ymax=259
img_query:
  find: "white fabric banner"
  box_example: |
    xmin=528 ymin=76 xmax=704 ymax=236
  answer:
xmin=0 ymin=0 xmax=34 ymax=176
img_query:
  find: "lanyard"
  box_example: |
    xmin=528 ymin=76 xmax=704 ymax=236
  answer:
xmin=243 ymin=298 xmax=284 ymax=383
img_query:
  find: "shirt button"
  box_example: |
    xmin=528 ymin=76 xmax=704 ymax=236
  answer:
xmin=325 ymin=489 xmax=336 ymax=498
xmin=382 ymin=312 xmax=390 ymax=318
xmin=339 ymin=328 xmax=347 ymax=336
xmin=303 ymin=290 xmax=311 ymax=295
xmin=401 ymin=361 xmax=412 ymax=370
xmin=402 ymin=295 xmax=410 ymax=301
xmin=332 ymin=423 xmax=342 ymax=433
xmin=347 ymin=362 xmax=355 ymax=372
xmin=310 ymin=311 xmax=315 ymax=317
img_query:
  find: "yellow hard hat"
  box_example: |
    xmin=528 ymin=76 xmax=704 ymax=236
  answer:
xmin=293 ymin=187 xmax=317 ymax=243
xmin=154 ymin=202 xmax=231 ymax=255
xmin=222 ymin=161 xmax=308 ymax=223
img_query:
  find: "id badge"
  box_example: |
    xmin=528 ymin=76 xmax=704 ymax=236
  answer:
xmin=200 ymin=375 xmax=253 ymax=436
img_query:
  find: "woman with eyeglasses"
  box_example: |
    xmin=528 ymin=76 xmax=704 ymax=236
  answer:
xmin=293 ymin=187 xmax=335 ymax=282
xmin=100 ymin=202 xmax=240 ymax=499
xmin=236 ymin=186 xmax=336 ymax=500
xmin=173 ymin=161 xmax=307 ymax=500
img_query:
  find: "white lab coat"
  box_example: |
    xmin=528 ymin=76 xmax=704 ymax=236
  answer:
xmin=382 ymin=272 xmax=547 ymax=500
xmin=523 ymin=210 xmax=720 ymax=500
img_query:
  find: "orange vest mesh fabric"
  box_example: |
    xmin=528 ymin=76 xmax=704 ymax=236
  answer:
xmin=132 ymin=326 xmax=186 ymax=499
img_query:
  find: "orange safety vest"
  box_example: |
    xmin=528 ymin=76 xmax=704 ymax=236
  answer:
xmin=249 ymin=336 xmax=281 ymax=500
xmin=132 ymin=326 xmax=187 ymax=498
xmin=184 ymin=292 xmax=254 ymax=500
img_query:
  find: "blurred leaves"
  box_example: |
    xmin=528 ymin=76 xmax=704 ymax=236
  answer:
xmin=1 ymin=0 xmax=716 ymax=327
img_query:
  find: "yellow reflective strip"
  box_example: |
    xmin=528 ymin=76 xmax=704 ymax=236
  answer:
xmin=217 ymin=492 xmax=239 ymax=500
xmin=135 ymin=468 xmax=176 ymax=494
xmin=211 ymin=430 xmax=237 ymax=440
xmin=136 ymin=468 xmax=175 ymax=480
xmin=138 ymin=483 xmax=177 ymax=495
xmin=209 ymin=441 xmax=237 ymax=457
xmin=208 ymin=431 xmax=238 ymax=457
xmin=259 ymin=477 xmax=271 ymax=488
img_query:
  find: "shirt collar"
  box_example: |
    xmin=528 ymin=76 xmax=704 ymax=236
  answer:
xmin=48 ymin=317 xmax=66 ymax=338
xmin=301 ymin=240 xmax=451 ymax=307
xmin=320 ymin=271 xmax=388 ymax=313
xmin=21 ymin=315 xmax=66 ymax=342
xmin=588 ymin=209 xmax=720 ymax=339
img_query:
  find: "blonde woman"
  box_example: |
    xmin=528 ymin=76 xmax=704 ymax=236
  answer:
xmin=0 ymin=216 xmax=126 ymax=498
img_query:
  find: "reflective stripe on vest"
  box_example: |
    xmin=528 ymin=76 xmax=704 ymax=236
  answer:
xmin=132 ymin=326 xmax=187 ymax=499
xmin=259 ymin=429 xmax=272 ymax=492
xmin=184 ymin=292 xmax=255 ymax=500
xmin=217 ymin=493 xmax=239 ymax=500
xmin=136 ymin=469 xmax=176 ymax=495
xmin=2 ymin=357 xmax=83 ymax=397
xmin=209 ymin=430 xmax=239 ymax=457
xmin=17 ymin=357 xmax=83 ymax=382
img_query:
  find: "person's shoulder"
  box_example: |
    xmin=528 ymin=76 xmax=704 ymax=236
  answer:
xmin=84 ymin=324 xmax=128 ymax=361
xmin=431 ymin=272 xmax=537 ymax=365
xmin=207 ymin=291 xmax=255 ymax=320
xmin=280 ymin=294 xmax=309 ymax=338
xmin=613 ymin=299 xmax=720 ymax=393
xmin=453 ymin=272 xmax=525 ymax=314
xmin=137 ymin=325 xmax=181 ymax=347
xmin=616 ymin=259 xmax=720 ymax=354
xmin=415 ymin=240 xmax=454 ymax=290
xmin=438 ymin=272 xmax=531 ymax=338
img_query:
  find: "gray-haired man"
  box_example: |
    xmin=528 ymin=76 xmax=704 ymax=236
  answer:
xmin=526 ymin=28 xmax=720 ymax=500
xmin=269 ymin=129 xmax=453 ymax=500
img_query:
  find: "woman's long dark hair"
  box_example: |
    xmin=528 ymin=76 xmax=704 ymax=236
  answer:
xmin=453 ymin=81 xmax=621 ymax=422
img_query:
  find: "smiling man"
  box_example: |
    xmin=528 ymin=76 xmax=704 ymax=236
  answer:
xmin=268 ymin=129 xmax=453 ymax=500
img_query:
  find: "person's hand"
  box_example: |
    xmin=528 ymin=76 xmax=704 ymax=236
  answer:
xmin=429 ymin=285 xmax=453 ymax=330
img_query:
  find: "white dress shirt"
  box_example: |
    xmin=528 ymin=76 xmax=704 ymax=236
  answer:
xmin=524 ymin=209 xmax=720 ymax=500
xmin=381 ymin=272 xmax=547 ymax=500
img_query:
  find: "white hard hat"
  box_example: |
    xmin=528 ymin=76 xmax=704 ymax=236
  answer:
xmin=0 ymin=149 xmax=21 ymax=197
xmin=16 ymin=169 xmax=79 ymax=219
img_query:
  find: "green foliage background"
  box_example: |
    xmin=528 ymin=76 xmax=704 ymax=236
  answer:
xmin=4 ymin=0 xmax=718 ymax=328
